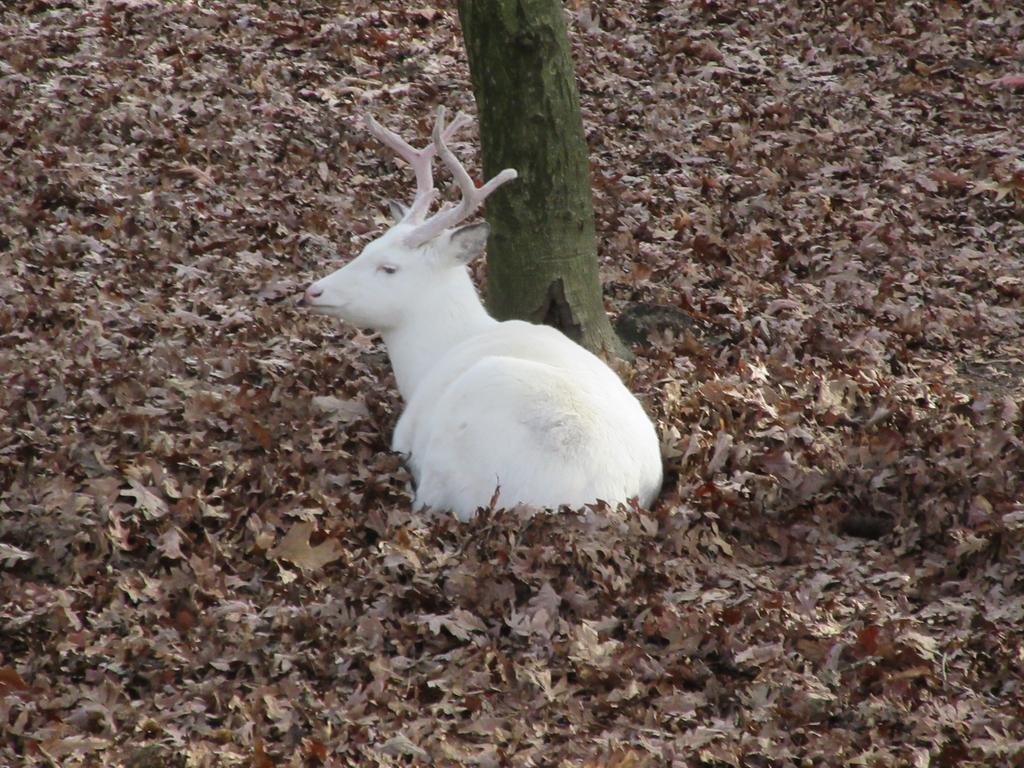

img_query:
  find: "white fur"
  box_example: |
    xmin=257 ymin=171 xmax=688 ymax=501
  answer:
xmin=306 ymin=217 xmax=663 ymax=521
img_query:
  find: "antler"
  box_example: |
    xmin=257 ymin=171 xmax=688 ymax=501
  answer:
xmin=403 ymin=107 xmax=518 ymax=248
xmin=364 ymin=111 xmax=472 ymax=224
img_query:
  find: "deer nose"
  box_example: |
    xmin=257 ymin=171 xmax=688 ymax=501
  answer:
xmin=305 ymin=284 xmax=323 ymax=302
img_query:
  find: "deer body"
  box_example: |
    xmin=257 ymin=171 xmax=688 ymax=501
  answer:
xmin=306 ymin=109 xmax=662 ymax=521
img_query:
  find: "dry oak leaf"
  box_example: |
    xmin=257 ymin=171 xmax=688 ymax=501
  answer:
xmin=269 ymin=522 xmax=344 ymax=573
xmin=119 ymin=479 xmax=168 ymax=519
xmin=378 ymin=734 xmax=430 ymax=761
xmin=312 ymin=395 xmax=370 ymax=423
xmin=0 ymin=542 xmax=35 ymax=566
xmin=39 ymin=735 xmax=110 ymax=760
xmin=0 ymin=667 xmax=29 ymax=694
xmin=420 ymin=608 xmax=487 ymax=641
xmin=989 ymin=73 xmax=1024 ymax=91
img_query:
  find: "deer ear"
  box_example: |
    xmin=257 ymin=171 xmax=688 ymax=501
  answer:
xmin=446 ymin=222 xmax=490 ymax=265
xmin=387 ymin=200 xmax=409 ymax=222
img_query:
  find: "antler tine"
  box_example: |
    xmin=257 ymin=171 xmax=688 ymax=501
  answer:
xmin=443 ymin=111 xmax=473 ymax=139
xmin=364 ymin=112 xmax=471 ymax=223
xmin=404 ymin=107 xmax=518 ymax=247
xmin=364 ymin=115 xmax=431 ymax=189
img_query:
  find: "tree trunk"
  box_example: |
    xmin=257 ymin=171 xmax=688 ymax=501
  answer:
xmin=457 ymin=0 xmax=629 ymax=359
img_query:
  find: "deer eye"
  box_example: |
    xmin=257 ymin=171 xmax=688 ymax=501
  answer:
xmin=377 ymin=264 xmax=398 ymax=275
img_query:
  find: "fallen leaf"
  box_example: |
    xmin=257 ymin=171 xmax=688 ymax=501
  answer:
xmin=269 ymin=522 xmax=344 ymax=572
xmin=312 ymin=395 xmax=370 ymax=423
xmin=0 ymin=667 xmax=29 ymax=694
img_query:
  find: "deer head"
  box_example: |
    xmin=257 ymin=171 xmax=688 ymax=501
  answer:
xmin=304 ymin=108 xmax=517 ymax=333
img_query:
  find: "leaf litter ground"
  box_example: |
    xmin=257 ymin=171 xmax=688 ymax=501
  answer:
xmin=1 ymin=1 xmax=1022 ymax=766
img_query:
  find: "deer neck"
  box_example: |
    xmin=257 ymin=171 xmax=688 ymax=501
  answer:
xmin=381 ymin=269 xmax=496 ymax=401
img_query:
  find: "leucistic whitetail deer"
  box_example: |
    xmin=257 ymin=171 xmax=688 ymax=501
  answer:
xmin=305 ymin=107 xmax=662 ymax=521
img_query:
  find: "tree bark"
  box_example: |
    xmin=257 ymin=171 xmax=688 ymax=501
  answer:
xmin=457 ymin=0 xmax=629 ymax=358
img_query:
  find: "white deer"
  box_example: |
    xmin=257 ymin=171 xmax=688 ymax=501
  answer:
xmin=305 ymin=107 xmax=662 ymax=521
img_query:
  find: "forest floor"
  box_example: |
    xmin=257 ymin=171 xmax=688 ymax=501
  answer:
xmin=2 ymin=1 xmax=1023 ymax=766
